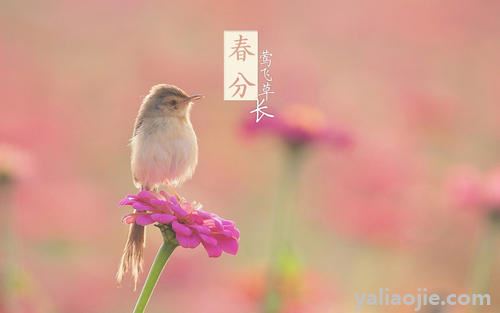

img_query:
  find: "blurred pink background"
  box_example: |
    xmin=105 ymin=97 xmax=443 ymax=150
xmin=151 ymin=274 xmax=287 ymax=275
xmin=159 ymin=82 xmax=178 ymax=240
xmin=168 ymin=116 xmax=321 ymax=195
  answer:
xmin=1 ymin=0 xmax=499 ymax=312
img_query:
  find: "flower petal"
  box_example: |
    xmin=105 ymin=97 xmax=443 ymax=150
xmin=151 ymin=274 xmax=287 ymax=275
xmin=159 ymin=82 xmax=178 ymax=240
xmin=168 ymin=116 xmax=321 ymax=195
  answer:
xmin=199 ymin=233 xmax=218 ymax=246
xmin=191 ymin=224 xmax=211 ymax=234
xmin=168 ymin=198 xmax=188 ymax=217
xmin=132 ymin=202 xmax=152 ymax=212
xmin=212 ymin=218 xmax=224 ymax=231
xmin=176 ymin=234 xmax=201 ymax=248
xmin=122 ymin=215 xmax=136 ymax=224
xmin=137 ymin=190 xmax=156 ymax=200
xmin=172 ymin=221 xmax=192 ymax=236
xmin=226 ymin=227 xmax=240 ymax=239
xmin=202 ymin=241 xmax=223 ymax=257
xmin=150 ymin=199 xmax=168 ymax=207
xmin=196 ymin=209 xmax=212 ymax=219
xmin=222 ymin=219 xmax=235 ymax=226
xmin=216 ymin=236 xmax=239 ymax=255
xmin=135 ymin=215 xmax=155 ymax=226
xmin=151 ymin=213 xmax=176 ymax=224
xmin=119 ymin=196 xmax=136 ymax=205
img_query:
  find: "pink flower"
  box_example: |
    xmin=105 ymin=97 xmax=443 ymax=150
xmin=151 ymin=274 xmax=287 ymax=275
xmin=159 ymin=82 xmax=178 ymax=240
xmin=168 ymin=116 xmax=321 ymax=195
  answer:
xmin=237 ymin=267 xmax=337 ymax=313
xmin=120 ymin=191 xmax=240 ymax=257
xmin=447 ymin=166 xmax=500 ymax=214
xmin=0 ymin=143 xmax=33 ymax=183
xmin=243 ymin=104 xmax=353 ymax=148
xmin=484 ymin=169 xmax=500 ymax=208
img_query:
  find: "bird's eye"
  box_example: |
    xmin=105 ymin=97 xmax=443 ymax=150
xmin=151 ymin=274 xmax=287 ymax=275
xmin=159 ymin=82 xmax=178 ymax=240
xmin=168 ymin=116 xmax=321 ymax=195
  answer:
xmin=170 ymin=100 xmax=177 ymax=106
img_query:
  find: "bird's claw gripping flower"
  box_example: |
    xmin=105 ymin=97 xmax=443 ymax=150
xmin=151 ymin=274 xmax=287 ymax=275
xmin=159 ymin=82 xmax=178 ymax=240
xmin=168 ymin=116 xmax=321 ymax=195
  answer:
xmin=118 ymin=191 xmax=240 ymax=280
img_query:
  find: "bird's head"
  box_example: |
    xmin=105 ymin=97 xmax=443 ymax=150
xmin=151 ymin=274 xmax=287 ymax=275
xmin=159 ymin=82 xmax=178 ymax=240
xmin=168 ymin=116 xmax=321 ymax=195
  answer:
xmin=141 ymin=84 xmax=203 ymax=118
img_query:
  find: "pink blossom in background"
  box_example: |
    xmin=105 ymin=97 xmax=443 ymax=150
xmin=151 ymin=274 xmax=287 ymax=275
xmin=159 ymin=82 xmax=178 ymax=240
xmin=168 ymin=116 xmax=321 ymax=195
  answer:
xmin=447 ymin=165 xmax=500 ymax=214
xmin=399 ymin=90 xmax=457 ymax=132
xmin=237 ymin=268 xmax=336 ymax=313
xmin=1 ymin=0 xmax=500 ymax=311
xmin=0 ymin=144 xmax=33 ymax=183
xmin=120 ymin=191 xmax=240 ymax=257
xmin=447 ymin=167 xmax=483 ymax=209
xmin=242 ymin=104 xmax=353 ymax=148
xmin=321 ymin=141 xmax=421 ymax=246
xmin=484 ymin=169 xmax=500 ymax=208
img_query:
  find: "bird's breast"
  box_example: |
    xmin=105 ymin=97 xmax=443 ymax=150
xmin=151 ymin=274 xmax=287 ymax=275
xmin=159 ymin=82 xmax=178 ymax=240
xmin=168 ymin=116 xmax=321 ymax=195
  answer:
xmin=131 ymin=117 xmax=198 ymax=188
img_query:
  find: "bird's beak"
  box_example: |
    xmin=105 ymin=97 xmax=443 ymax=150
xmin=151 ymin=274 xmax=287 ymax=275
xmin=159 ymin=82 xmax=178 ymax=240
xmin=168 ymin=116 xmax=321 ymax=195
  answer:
xmin=187 ymin=94 xmax=204 ymax=102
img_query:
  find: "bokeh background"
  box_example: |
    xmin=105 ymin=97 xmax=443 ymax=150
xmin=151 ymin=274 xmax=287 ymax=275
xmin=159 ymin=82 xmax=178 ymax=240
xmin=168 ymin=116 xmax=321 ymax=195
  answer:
xmin=1 ymin=0 xmax=499 ymax=312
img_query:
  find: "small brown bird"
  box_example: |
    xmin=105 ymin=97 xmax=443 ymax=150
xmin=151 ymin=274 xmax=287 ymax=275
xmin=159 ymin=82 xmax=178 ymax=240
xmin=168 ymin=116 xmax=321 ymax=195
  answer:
xmin=117 ymin=84 xmax=202 ymax=287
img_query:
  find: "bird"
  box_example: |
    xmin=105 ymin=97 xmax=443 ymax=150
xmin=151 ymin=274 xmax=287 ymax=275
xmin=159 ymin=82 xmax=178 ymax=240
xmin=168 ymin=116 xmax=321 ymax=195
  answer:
xmin=117 ymin=84 xmax=203 ymax=287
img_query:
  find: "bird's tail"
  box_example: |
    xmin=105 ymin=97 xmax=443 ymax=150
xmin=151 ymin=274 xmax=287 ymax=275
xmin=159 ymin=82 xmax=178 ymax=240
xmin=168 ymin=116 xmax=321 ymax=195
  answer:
xmin=117 ymin=223 xmax=145 ymax=290
xmin=117 ymin=185 xmax=153 ymax=290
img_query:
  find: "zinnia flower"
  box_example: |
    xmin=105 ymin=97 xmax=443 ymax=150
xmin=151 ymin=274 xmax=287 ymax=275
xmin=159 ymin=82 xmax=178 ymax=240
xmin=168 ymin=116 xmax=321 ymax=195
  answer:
xmin=120 ymin=191 xmax=240 ymax=257
xmin=243 ymin=104 xmax=352 ymax=148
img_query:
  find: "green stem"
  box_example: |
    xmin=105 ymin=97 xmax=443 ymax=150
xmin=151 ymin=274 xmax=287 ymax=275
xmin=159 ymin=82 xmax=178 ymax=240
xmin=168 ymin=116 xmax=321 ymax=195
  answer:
xmin=1 ymin=180 xmax=16 ymax=312
xmin=468 ymin=211 xmax=499 ymax=313
xmin=133 ymin=227 xmax=178 ymax=313
xmin=263 ymin=144 xmax=305 ymax=313
xmin=270 ymin=144 xmax=304 ymax=262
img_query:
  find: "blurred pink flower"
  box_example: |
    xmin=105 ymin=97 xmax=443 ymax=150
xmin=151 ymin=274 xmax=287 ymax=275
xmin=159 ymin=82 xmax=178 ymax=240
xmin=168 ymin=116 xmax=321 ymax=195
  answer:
xmin=243 ymin=104 xmax=353 ymax=148
xmin=0 ymin=144 xmax=33 ymax=183
xmin=321 ymin=142 xmax=420 ymax=246
xmin=447 ymin=166 xmax=500 ymax=213
xmin=484 ymin=169 xmax=500 ymax=207
xmin=399 ymin=90 xmax=456 ymax=132
xmin=120 ymin=191 xmax=240 ymax=257
xmin=237 ymin=267 xmax=336 ymax=313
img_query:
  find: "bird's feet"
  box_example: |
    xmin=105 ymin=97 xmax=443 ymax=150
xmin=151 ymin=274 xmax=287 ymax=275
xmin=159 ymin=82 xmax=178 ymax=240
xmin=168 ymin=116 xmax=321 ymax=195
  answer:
xmin=166 ymin=186 xmax=184 ymax=202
